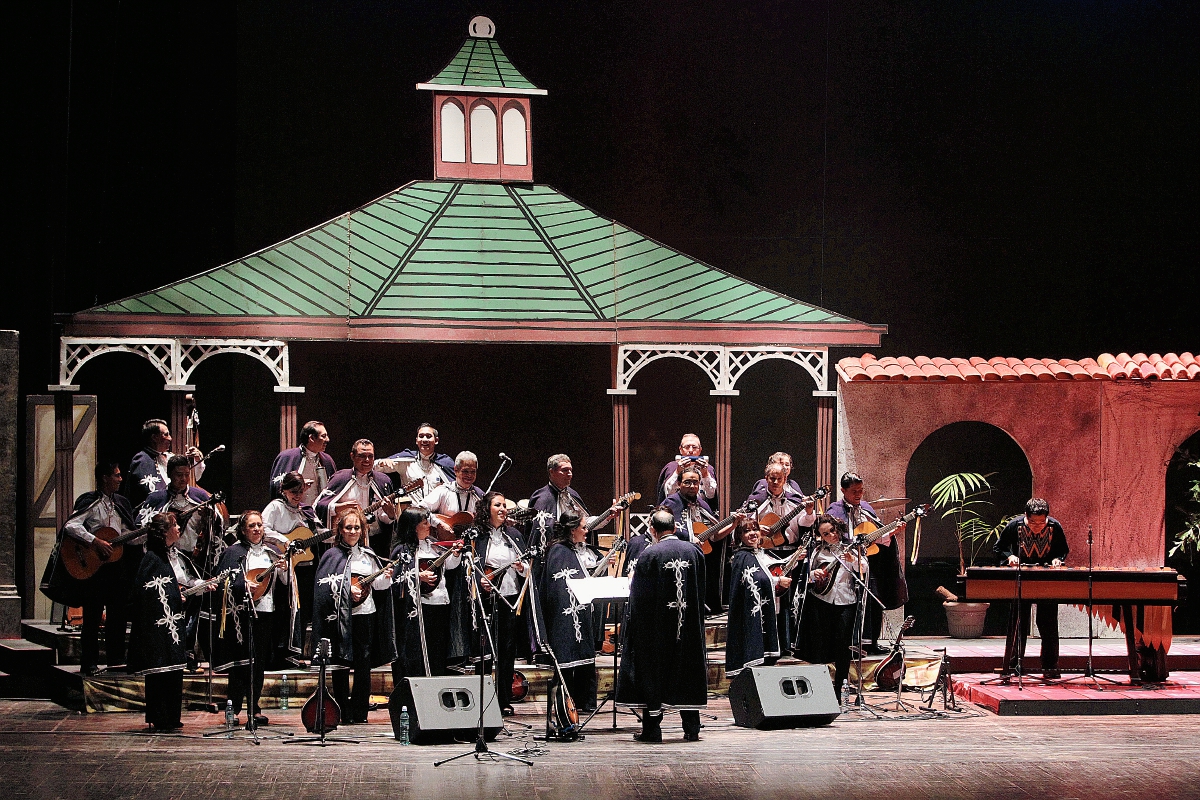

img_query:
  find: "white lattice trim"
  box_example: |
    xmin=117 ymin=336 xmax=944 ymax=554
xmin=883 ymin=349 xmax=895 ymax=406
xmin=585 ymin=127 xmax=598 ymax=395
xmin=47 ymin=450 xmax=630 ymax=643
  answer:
xmin=59 ymin=337 xmax=292 ymax=388
xmin=615 ymin=344 xmax=827 ymax=391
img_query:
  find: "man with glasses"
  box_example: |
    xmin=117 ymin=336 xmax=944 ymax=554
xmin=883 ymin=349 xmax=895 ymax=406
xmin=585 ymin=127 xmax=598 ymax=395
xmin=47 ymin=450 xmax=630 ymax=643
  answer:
xmin=421 ymin=451 xmax=484 ymax=537
xmin=316 ymin=439 xmax=397 ymax=556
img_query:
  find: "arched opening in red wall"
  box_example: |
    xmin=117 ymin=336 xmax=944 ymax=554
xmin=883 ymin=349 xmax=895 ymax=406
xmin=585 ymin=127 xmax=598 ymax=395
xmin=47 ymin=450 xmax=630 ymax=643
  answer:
xmin=1166 ymin=428 xmax=1200 ymax=633
xmin=903 ymin=421 xmax=1033 ymax=635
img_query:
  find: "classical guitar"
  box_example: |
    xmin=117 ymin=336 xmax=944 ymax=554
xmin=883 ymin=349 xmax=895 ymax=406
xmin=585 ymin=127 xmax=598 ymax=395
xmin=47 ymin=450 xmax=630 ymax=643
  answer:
xmin=301 ymin=638 xmax=341 ymax=734
xmin=757 ymin=486 xmax=831 ymax=547
xmin=691 ymin=501 xmax=758 ymax=555
xmin=584 ymin=491 xmax=641 ymax=532
xmin=874 ymin=615 xmax=916 ymax=691
xmin=416 ymin=540 xmax=464 ymax=595
xmin=590 ymin=536 xmax=628 ymax=577
xmin=433 ymin=511 xmax=476 ymax=541
xmin=277 ymin=525 xmax=335 ymax=569
xmin=853 ymin=504 xmax=930 ymax=556
xmin=362 ymin=478 xmax=423 ymax=524
xmin=61 ymin=491 xmax=225 ymax=581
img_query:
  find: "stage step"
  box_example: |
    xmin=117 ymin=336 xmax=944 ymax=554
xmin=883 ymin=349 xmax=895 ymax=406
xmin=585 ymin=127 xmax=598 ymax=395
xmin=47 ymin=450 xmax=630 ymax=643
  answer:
xmin=0 ymin=639 xmax=56 ymax=697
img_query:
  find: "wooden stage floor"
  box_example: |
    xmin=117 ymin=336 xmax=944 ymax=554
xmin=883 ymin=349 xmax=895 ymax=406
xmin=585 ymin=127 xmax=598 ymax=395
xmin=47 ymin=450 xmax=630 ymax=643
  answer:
xmin=1 ymin=695 xmax=1199 ymax=800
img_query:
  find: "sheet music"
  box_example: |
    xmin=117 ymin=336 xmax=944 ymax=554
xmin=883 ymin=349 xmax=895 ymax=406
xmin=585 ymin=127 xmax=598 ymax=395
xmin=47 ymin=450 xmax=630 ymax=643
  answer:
xmin=566 ymin=576 xmax=631 ymax=604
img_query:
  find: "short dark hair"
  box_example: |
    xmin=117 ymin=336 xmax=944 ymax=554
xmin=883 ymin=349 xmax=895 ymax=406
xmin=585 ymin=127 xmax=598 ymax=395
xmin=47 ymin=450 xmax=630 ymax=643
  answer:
xmin=840 ymin=471 xmax=864 ymax=490
xmin=350 ymin=438 xmax=374 ymax=457
xmin=553 ymin=512 xmax=583 ymax=544
xmin=676 ymin=465 xmax=702 ymax=483
xmin=650 ymin=508 xmax=676 ymax=533
xmin=94 ymin=461 xmax=121 ymax=483
xmin=815 ymin=514 xmax=848 ymax=537
xmin=166 ymin=454 xmax=191 ymax=474
xmin=142 ymin=419 xmax=168 ymax=447
xmin=1025 ymin=498 xmax=1050 ymax=517
xmin=393 ymin=506 xmax=431 ymax=553
xmin=279 ymin=470 xmax=304 ymax=493
xmin=235 ymin=510 xmax=263 ymax=543
xmin=300 ymin=421 xmax=325 ymax=445
xmin=417 ymin=423 xmax=438 ymax=438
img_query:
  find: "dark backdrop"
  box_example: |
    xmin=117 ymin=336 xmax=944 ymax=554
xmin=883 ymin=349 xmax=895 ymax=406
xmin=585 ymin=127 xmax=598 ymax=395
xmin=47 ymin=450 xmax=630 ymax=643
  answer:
xmin=11 ymin=2 xmax=1197 ymax=589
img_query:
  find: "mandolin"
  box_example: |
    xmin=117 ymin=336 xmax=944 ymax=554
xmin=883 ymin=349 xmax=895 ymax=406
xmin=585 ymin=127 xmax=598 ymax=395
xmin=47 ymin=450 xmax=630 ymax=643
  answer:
xmin=243 ymin=552 xmax=289 ymax=601
xmin=349 ymin=553 xmax=405 ymax=605
xmin=874 ymin=615 xmax=915 ymax=691
xmin=540 ymin=641 xmax=579 ymax=741
xmin=691 ymin=501 xmax=758 ymax=555
xmin=756 ymin=486 xmax=831 ymax=547
xmin=416 ymin=540 xmax=464 ymax=595
xmin=180 ymin=566 xmax=236 ymax=597
xmin=768 ymin=539 xmax=812 ymax=579
xmin=480 ymin=546 xmax=540 ymax=588
xmin=853 ymin=504 xmax=930 ymax=556
xmin=511 ymin=670 xmax=530 ymax=703
xmin=301 ymin=638 xmax=341 ymax=734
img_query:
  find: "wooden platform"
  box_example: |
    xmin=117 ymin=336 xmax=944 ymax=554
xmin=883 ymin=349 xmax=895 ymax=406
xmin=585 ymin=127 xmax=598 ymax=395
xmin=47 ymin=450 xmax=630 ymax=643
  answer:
xmin=953 ymin=671 xmax=1200 ymax=716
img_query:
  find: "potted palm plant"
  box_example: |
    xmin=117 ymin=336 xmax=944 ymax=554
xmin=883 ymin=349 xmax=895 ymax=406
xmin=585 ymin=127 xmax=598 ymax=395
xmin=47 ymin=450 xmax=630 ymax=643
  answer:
xmin=930 ymin=472 xmax=1012 ymax=638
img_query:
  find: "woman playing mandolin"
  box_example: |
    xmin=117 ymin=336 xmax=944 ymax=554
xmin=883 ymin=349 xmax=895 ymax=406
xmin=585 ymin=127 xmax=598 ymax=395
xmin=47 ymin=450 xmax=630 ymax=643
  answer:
xmin=473 ymin=491 xmax=530 ymax=716
xmin=311 ymin=508 xmax=398 ymax=724
xmin=212 ymin=510 xmax=288 ymax=727
xmin=799 ymin=515 xmax=864 ymax=692
xmin=390 ymin=505 xmax=463 ymax=682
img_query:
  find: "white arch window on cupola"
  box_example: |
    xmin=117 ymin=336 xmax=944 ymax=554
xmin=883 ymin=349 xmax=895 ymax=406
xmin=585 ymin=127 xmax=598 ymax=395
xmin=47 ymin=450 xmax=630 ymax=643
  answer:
xmin=502 ymin=105 xmax=527 ymax=166
xmin=440 ymin=100 xmax=466 ymax=163
xmin=470 ymin=102 xmax=498 ymax=164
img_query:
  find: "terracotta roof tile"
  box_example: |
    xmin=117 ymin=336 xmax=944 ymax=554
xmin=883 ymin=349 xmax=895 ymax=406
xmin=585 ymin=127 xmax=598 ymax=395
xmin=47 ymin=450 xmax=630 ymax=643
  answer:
xmin=837 ymin=352 xmax=1200 ymax=383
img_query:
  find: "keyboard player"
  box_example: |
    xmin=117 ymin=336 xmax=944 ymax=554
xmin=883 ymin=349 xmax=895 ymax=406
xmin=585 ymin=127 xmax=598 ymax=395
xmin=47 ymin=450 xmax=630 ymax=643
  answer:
xmin=994 ymin=498 xmax=1069 ymax=679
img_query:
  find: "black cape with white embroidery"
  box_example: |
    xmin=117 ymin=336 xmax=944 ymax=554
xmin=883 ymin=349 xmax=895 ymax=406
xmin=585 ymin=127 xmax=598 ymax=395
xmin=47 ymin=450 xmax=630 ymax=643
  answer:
xmin=536 ymin=542 xmax=596 ymax=669
xmin=616 ymin=536 xmax=708 ymax=709
xmin=725 ymin=548 xmax=780 ymax=677
xmin=310 ymin=544 xmax=398 ymax=667
xmin=127 ymin=548 xmax=188 ymax=675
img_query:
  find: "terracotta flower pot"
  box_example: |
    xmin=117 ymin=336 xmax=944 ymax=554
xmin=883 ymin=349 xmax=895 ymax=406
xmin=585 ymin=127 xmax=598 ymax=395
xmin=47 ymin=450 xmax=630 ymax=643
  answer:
xmin=943 ymin=601 xmax=989 ymax=639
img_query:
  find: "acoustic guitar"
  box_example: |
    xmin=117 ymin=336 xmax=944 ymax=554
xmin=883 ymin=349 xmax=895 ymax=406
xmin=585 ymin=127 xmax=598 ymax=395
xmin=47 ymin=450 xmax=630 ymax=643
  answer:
xmin=852 ymin=504 xmax=930 ymax=556
xmin=756 ymin=486 xmax=831 ymax=547
xmin=874 ymin=615 xmax=916 ymax=691
xmin=691 ymin=501 xmax=758 ymax=555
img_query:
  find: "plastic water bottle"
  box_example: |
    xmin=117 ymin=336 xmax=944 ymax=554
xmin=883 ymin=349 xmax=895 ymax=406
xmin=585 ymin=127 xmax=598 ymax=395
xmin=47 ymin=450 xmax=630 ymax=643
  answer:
xmin=399 ymin=705 xmax=410 ymax=745
xmin=840 ymin=679 xmax=849 ymax=709
xmin=279 ymin=673 xmax=289 ymax=710
xmin=225 ymin=699 xmax=235 ymax=727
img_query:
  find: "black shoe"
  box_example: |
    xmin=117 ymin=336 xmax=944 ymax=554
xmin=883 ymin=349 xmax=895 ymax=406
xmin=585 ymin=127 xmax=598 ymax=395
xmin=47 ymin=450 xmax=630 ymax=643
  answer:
xmin=253 ymin=714 xmax=269 ymax=726
xmin=501 ymin=706 xmax=516 ymax=717
xmin=633 ymin=731 xmax=662 ymax=744
xmin=81 ymin=665 xmax=100 ymax=677
xmin=151 ymin=721 xmax=183 ymax=733
xmin=1042 ymin=669 xmax=1061 ymax=680
xmin=683 ymin=732 xmax=700 ymax=742
xmin=863 ymin=643 xmax=889 ymax=656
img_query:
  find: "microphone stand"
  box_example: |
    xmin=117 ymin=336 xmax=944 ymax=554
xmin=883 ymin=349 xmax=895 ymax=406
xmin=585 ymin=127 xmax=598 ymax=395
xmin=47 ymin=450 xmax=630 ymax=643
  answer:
xmin=1059 ymin=524 xmax=1119 ymax=689
xmin=838 ymin=542 xmax=883 ymax=718
xmin=484 ymin=457 xmax=512 ymax=495
xmin=435 ymin=539 xmax=532 ymax=767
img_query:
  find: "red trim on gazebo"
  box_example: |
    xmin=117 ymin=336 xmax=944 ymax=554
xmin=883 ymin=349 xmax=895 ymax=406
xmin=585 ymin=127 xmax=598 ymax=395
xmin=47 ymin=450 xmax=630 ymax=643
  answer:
xmin=67 ymin=315 xmax=887 ymax=347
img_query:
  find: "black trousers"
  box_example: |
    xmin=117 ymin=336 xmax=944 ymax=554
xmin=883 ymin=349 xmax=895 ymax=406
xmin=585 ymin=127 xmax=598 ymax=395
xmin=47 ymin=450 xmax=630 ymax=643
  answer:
xmin=333 ymin=614 xmax=374 ymax=722
xmin=80 ymin=563 xmax=130 ymax=669
xmin=487 ymin=593 xmax=519 ymax=708
xmin=810 ymin=596 xmax=858 ymax=691
xmin=227 ymin=611 xmax=273 ymax=715
xmin=642 ymin=706 xmax=701 ymax=738
xmin=1004 ymin=601 xmax=1060 ymax=672
xmin=144 ymin=670 xmax=183 ymax=728
xmin=563 ymin=664 xmax=597 ymax=712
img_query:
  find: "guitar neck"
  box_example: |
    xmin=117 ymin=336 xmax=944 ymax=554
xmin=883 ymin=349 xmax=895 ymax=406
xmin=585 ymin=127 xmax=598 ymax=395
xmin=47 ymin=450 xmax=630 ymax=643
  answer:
xmin=112 ymin=525 xmax=151 ymax=546
xmin=858 ymin=509 xmax=916 ymax=545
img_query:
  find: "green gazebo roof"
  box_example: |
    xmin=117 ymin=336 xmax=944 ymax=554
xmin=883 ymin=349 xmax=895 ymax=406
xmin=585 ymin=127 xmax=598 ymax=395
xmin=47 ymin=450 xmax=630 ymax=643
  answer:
xmin=417 ymin=36 xmax=546 ymax=96
xmin=70 ymin=180 xmax=884 ymax=346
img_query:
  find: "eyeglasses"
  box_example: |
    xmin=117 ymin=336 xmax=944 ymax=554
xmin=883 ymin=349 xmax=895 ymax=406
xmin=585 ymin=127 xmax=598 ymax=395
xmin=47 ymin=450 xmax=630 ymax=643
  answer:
xmin=680 ymin=479 xmax=701 ymax=486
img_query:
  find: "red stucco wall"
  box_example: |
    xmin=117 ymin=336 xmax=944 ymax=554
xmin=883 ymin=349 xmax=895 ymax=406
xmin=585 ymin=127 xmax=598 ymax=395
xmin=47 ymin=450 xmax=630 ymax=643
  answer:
xmin=837 ymin=376 xmax=1200 ymax=569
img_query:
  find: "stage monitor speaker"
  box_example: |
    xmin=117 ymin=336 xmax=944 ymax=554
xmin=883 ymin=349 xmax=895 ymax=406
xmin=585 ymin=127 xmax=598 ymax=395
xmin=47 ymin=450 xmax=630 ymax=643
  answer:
xmin=728 ymin=665 xmax=840 ymax=729
xmin=389 ymin=676 xmax=503 ymax=744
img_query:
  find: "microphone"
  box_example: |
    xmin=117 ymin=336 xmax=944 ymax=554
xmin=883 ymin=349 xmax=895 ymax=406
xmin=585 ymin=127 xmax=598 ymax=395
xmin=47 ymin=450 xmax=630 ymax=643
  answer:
xmin=499 ymin=452 xmax=511 ymax=462
xmin=212 ymin=444 xmax=226 ymax=453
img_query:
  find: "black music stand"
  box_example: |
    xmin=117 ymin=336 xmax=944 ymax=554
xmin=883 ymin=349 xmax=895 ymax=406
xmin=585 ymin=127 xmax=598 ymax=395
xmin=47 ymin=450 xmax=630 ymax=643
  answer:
xmin=1057 ymin=525 xmax=1121 ymax=689
xmin=572 ymin=576 xmax=632 ymax=732
xmin=920 ymin=647 xmax=960 ymax=711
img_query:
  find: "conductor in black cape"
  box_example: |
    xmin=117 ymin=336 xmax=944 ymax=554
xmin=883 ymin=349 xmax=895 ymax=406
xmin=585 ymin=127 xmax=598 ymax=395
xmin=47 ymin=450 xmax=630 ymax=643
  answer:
xmin=617 ymin=508 xmax=708 ymax=742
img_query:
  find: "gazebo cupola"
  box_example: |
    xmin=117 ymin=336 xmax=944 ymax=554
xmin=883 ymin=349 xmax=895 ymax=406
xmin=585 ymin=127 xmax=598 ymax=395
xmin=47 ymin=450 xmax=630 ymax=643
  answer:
xmin=417 ymin=16 xmax=546 ymax=182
